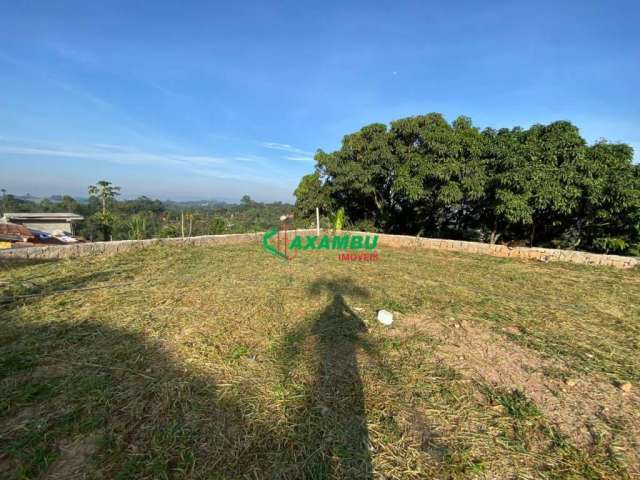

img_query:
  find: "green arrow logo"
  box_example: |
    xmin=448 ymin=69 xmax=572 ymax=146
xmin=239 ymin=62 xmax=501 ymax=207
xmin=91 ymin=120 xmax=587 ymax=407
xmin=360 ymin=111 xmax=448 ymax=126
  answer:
xmin=262 ymin=227 xmax=288 ymax=261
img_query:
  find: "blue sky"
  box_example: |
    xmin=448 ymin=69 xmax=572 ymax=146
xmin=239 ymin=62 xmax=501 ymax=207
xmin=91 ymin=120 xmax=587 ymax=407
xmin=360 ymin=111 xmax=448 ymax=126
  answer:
xmin=1 ymin=0 xmax=638 ymax=202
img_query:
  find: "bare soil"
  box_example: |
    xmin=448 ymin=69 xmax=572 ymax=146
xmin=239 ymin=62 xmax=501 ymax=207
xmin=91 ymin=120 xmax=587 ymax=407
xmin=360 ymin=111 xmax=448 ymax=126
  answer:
xmin=397 ymin=315 xmax=640 ymax=472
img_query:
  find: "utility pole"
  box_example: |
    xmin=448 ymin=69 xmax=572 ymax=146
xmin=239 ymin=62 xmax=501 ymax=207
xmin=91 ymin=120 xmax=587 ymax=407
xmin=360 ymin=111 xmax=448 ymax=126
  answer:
xmin=181 ymin=211 xmax=185 ymax=238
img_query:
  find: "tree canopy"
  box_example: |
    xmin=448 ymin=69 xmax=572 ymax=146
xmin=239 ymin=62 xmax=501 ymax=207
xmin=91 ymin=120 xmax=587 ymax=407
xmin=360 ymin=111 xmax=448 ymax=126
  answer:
xmin=294 ymin=113 xmax=639 ymax=255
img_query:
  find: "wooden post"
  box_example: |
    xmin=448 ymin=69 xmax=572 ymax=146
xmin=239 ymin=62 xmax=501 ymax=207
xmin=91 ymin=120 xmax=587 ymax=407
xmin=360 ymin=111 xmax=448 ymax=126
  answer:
xmin=316 ymin=207 xmax=320 ymax=236
xmin=284 ymin=217 xmax=288 ymax=259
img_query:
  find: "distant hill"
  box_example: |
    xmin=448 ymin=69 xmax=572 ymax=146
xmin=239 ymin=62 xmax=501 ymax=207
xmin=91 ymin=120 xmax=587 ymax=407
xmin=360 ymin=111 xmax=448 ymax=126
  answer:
xmin=13 ymin=195 xmax=90 ymax=204
xmin=12 ymin=194 xmax=236 ymax=206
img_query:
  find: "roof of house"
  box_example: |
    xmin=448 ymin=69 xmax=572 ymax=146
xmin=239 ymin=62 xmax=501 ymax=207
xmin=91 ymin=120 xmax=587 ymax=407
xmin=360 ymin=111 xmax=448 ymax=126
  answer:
xmin=2 ymin=212 xmax=84 ymax=221
xmin=0 ymin=222 xmax=34 ymax=240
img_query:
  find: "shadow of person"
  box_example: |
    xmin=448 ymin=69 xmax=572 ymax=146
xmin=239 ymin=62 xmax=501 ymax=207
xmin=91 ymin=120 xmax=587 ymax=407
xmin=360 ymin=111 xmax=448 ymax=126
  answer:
xmin=1 ymin=274 xmax=375 ymax=479
xmin=280 ymin=278 xmax=373 ymax=479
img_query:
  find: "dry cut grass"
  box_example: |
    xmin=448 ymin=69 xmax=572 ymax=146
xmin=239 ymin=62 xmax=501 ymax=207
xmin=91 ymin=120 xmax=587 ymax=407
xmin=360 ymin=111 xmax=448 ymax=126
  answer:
xmin=1 ymin=241 xmax=639 ymax=479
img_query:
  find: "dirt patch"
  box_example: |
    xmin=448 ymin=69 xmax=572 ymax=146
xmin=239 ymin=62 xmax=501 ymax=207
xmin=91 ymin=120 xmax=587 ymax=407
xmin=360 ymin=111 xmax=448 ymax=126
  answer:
xmin=1 ymin=405 xmax=38 ymax=435
xmin=395 ymin=316 xmax=640 ymax=470
xmin=8 ymin=363 xmax=70 ymax=384
xmin=31 ymin=363 xmax=70 ymax=378
xmin=44 ymin=433 xmax=99 ymax=479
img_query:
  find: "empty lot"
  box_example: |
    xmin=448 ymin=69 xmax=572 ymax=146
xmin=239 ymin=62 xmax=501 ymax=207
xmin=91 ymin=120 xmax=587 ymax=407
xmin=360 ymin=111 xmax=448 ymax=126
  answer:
xmin=1 ymin=243 xmax=639 ymax=479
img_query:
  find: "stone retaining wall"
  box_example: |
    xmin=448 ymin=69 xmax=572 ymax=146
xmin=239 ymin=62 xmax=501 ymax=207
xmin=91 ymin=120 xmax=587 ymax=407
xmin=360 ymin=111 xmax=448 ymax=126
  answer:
xmin=370 ymin=233 xmax=638 ymax=269
xmin=0 ymin=232 xmax=264 ymax=260
xmin=0 ymin=230 xmax=637 ymax=269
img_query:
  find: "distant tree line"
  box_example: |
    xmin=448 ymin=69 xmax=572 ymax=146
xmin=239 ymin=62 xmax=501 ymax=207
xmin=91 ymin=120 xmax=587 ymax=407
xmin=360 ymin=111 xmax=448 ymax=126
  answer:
xmin=294 ymin=113 xmax=640 ymax=255
xmin=0 ymin=187 xmax=293 ymax=241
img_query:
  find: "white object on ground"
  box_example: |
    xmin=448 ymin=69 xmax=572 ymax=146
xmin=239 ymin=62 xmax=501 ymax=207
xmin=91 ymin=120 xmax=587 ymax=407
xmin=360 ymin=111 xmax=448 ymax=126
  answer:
xmin=377 ymin=309 xmax=394 ymax=326
xmin=55 ymin=235 xmax=78 ymax=243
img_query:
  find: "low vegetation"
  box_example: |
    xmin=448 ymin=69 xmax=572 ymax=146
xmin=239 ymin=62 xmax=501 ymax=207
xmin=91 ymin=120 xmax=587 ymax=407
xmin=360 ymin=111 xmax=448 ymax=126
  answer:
xmin=1 ymin=243 xmax=639 ymax=478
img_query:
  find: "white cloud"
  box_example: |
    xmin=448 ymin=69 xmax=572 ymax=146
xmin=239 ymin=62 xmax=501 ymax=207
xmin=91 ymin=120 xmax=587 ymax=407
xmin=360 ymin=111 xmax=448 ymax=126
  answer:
xmin=262 ymin=142 xmax=294 ymax=150
xmin=45 ymin=42 xmax=98 ymax=66
xmin=0 ymin=138 xmax=308 ymax=194
xmin=261 ymin=141 xmax=313 ymax=156
xmin=233 ymin=155 xmax=268 ymax=163
xmin=172 ymin=155 xmax=226 ymax=166
xmin=0 ymin=144 xmax=226 ymax=168
xmin=285 ymin=155 xmax=315 ymax=163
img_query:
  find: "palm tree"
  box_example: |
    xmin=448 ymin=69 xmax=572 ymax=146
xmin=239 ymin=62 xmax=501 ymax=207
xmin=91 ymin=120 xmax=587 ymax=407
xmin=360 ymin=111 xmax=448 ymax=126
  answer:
xmin=88 ymin=180 xmax=120 ymax=214
xmin=88 ymin=180 xmax=121 ymax=240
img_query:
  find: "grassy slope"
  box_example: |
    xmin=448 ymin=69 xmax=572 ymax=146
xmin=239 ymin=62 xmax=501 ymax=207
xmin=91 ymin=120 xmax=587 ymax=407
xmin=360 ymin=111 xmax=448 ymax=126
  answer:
xmin=1 ymin=243 xmax=639 ymax=479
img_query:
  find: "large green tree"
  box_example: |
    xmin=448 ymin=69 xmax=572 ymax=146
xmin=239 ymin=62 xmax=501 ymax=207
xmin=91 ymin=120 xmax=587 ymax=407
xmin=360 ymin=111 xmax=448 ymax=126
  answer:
xmin=576 ymin=142 xmax=640 ymax=252
xmin=316 ymin=124 xmax=398 ymax=229
xmin=480 ymin=122 xmax=587 ymax=244
xmin=294 ymin=112 xmax=639 ymax=255
xmin=391 ymin=114 xmax=487 ymax=235
xmin=293 ymin=171 xmax=330 ymax=221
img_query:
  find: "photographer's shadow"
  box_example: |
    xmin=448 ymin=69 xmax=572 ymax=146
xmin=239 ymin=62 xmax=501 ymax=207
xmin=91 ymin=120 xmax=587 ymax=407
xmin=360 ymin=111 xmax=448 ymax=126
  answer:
xmin=280 ymin=278 xmax=373 ymax=479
